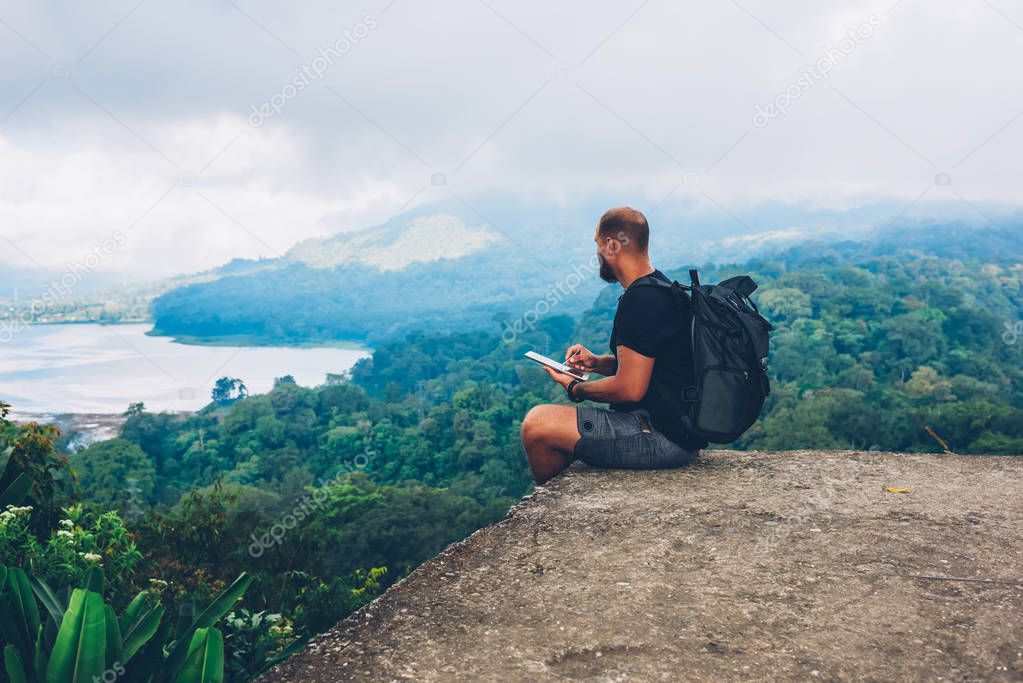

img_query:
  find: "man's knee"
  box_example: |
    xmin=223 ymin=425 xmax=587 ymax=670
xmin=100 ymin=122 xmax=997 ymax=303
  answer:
xmin=522 ymin=404 xmax=579 ymax=450
xmin=524 ymin=403 xmax=572 ymax=444
xmin=521 ymin=404 xmax=553 ymax=446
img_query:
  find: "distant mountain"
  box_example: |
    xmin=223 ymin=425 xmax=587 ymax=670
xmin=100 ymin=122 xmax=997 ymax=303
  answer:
xmin=150 ymin=259 xmax=578 ymax=346
xmin=286 ymin=213 xmax=501 ymax=271
xmin=75 ymin=194 xmax=1023 ymax=342
xmin=150 ymin=196 xmax=607 ymax=344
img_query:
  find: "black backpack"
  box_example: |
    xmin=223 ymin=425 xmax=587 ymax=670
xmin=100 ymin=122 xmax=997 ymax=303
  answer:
xmin=632 ymin=269 xmax=773 ymax=444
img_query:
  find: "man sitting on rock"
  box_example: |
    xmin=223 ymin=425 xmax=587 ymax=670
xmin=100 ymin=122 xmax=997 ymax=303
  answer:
xmin=520 ymin=206 xmax=707 ymax=484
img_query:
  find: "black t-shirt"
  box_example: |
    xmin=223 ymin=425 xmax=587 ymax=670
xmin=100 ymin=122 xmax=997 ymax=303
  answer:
xmin=609 ymin=269 xmax=707 ymax=451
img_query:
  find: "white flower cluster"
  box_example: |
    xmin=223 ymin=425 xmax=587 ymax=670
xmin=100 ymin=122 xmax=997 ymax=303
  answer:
xmin=55 ymin=520 xmax=79 ymax=544
xmin=0 ymin=504 xmax=33 ymax=524
xmin=79 ymin=552 xmax=102 ymax=563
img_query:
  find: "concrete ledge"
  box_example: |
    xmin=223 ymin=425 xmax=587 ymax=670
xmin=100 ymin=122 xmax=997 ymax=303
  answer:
xmin=262 ymin=450 xmax=1023 ymax=681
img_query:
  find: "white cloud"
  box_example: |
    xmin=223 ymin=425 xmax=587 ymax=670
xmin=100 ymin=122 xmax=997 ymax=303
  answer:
xmin=0 ymin=0 xmax=1020 ymax=277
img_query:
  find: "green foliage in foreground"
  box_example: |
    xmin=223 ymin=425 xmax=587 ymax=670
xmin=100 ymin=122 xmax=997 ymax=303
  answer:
xmin=0 ymin=504 xmax=142 ymax=604
xmin=0 ymin=563 xmax=262 ymax=683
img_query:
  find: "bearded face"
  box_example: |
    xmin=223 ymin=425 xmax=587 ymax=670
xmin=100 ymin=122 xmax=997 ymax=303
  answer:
xmin=598 ymin=252 xmax=617 ymax=283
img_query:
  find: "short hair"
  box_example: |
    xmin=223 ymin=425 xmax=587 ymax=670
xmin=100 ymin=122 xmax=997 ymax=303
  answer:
xmin=597 ymin=206 xmax=649 ymax=252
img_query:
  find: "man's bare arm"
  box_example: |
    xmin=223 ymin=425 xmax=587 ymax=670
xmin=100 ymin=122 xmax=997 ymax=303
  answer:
xmin=596 ymin=354 xmax=618 ymax=375
xmin=570 ymin=345 xmax=652 ymax=403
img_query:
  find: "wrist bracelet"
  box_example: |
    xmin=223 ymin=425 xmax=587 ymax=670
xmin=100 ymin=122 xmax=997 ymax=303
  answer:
xmin=567 ymin=379 xmax=585 ymax=403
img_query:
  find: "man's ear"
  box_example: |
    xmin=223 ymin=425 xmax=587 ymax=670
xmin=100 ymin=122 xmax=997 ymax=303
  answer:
xmin=603 ymin=235 xmax=621 ymax=256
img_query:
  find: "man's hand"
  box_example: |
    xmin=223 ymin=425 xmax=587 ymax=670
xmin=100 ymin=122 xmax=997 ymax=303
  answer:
xmin=565 ymin=344 xmax=616 ymax=376
xmin=542 ymin=365 xmax=575 ymax=390
xmin=541 ymin=344 xmax=653 ymax=404
xmin=564 ymin=344 xmax=598 ymax=370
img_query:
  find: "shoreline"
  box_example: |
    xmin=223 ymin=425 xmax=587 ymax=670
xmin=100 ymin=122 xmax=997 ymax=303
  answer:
xmin=154 ymin=331 xmax=368 ymax=350
xmin=8 ymin=321 xmax=369 ymax=351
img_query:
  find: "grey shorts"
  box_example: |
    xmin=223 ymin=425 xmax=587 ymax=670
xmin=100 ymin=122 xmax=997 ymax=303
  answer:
xmin=573 ymin=407 xmax=699 ymax=470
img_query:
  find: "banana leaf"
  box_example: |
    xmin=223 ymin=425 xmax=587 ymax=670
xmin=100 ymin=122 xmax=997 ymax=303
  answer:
xmin=30 ymin=577 xmax=66 ymax=652
xmin=175 ymin=628 xmax=223 ymax=683
xmin=4 ymin=644 xmax=28 ymax=683
xmin=30 ymin=577 xmax=65 ymax=629
xmin=161 ymin=573 xmax=250 ymax=680
xmin=122 ymin=617 xmax=172 ymax=683
xmin=1 ymin=567 xmax=40 ymax=665
xmin=34 ymin=623 xmax=48 ymax=681
xmin=118 ymin=592 xmax=150 ymax=634
xmin=190 ymin=574 xmax=251 ymax=633
xmin=0 ymin=601 xmax=29 ymax=664
xmin=46 ymin=588 xmax=106 ymax=683
xmin=84 ymin=567 xmax=103 ymax=596
xmin=10 ymin=568 xmax=40 ymax=638
xmin=118 ymin=592 xmax=163 ymax=665
xmin=104 ymin=603 xmax=123 ymax=669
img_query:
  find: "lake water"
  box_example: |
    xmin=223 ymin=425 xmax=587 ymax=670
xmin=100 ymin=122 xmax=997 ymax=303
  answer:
xmin=1 ymin=324 xmax=370 ymax=416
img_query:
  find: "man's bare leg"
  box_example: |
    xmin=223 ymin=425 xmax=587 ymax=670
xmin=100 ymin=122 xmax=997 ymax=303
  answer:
xmin=520 ymin=404 xmax=582 ymax=484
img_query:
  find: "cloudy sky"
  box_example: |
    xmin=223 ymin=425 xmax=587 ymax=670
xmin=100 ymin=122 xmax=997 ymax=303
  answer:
xmin=1 ymin=0 xmax=1022 ymax=279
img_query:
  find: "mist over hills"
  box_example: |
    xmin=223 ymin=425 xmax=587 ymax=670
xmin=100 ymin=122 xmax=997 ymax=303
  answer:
xmin=0 ymin=264 xmax=128 ymax=300
xmin=146 ymin=195 xmax=1023 ymax=346
xmin=4 ymin=192 xmax=1020 ymax=309
xmin=285 ymin=213 xmax=502 ymax=271
xmin=4 ymin=192 xmax=1018 ymax=341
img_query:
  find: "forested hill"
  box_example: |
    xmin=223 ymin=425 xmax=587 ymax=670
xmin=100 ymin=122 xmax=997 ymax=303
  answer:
xmin=149 ymin=250 xmax=600 ymax=345
xmin=148 ymin=213 xmax=1023 ymax=348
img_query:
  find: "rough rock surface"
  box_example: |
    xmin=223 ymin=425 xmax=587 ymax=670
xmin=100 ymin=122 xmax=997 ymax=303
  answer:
xmin=261 ymin=450 xmax=1023 ymax=681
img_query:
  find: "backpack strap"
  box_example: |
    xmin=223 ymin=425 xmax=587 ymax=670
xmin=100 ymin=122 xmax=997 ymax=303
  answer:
xmin=628 ymin=274 xmax=672 ymax=290
xmin=628 ymin=274 xmax=690 ymax=312
xmin=619 ymin=273 xmax=667 ymax=302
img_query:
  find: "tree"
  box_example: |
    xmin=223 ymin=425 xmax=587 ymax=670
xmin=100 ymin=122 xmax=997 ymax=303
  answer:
xmin=905 ymin=366 xmax=955 ymax=402
xmin=758 ymin=287 xmax=812 ymax=322
xmin=1 ymin=401 xmax=75 ymax=532
xmin=74 ymin=438 xmax=156 ymax=510
xmin=212 ymin=377 xmax=248 ymax=405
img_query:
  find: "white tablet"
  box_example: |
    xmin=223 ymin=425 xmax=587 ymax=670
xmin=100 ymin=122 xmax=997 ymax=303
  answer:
xmin=524 ymin=351 xmax=590 ymax=381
